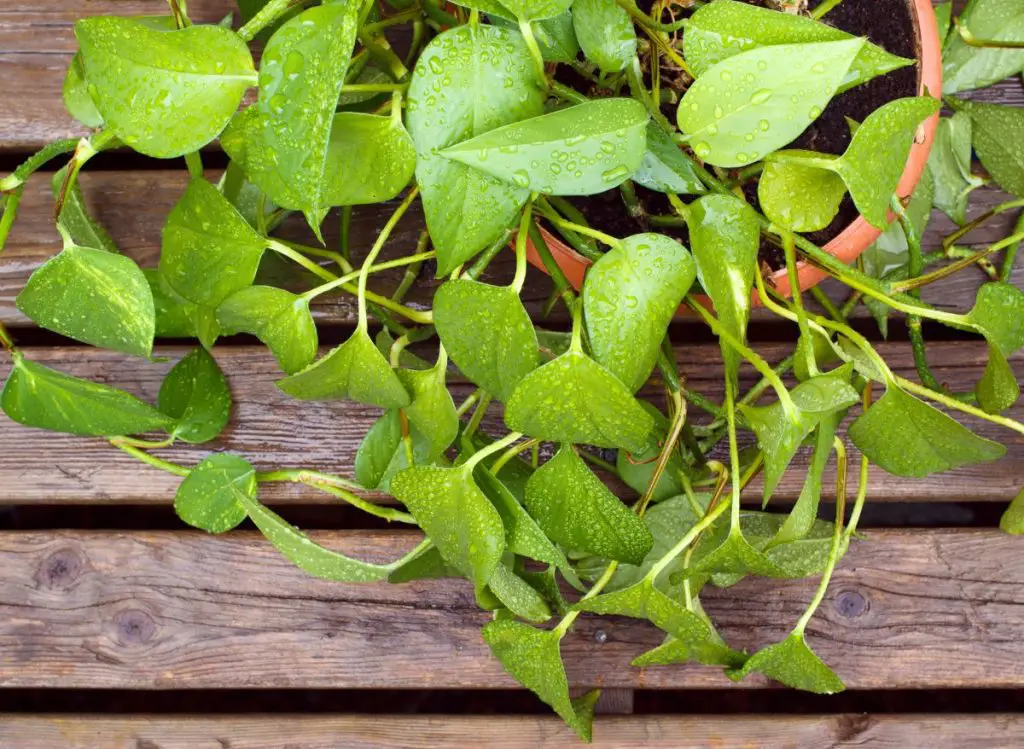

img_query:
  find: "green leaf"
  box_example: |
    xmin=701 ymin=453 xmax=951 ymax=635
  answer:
xmin=505 ymin=350 xmax=655 ymax=452
xmin=583 ymin=233 xmax=695 ymax=392
xmin=220 ymin=3 xmax=360 ymax=231
xmin=632 ymin=123 xmax=707 ymax=195
xmin=376 ymin=330 xmax=433 ymax=371
xmin=221 ymin=160 xmax=282 ymax=231
xmin=396 ymin=364 xmax=459 ymax=459
xmin=688 ymin=526 xmax=799 ymax=579
xmin=977 ymin=343 xmax=1020 ymax=414
xmin=928 ymin=112 xmax=980 ymax=225
xmin=935 ymin=2 xmax=953 ymax=45
xmin=739 ymin=367 xmax=858 ymax=502
xmin=830 ymin=97 xmax=939 ymax=229
xmin=524 ymin=444 xmax=652 ymax=564
xmin=242 ymin=490 xmax=420 ymax=582
xmin=616 ymin=404 xmax=690 ymax=503
xmin=1000 ymin=486 xmax=1024 ymax=534
xmin=487 ymin=563 xmax=552 ymax=622
xmin=159 ymin=179 xmax=267 ymax=307
xmin=354 ymin=409 xmax=433 ymax=491
xmin=16 ymin=244 xmax=154 ymax=358
xmin=75 ymin=17 xmax=254 ymax=158
xmin=572 ymin=0 xmax=636 ymax=73
xmin=407 ymin=25 xmax=544 ymax=274
xmin=441 ymin=99 xmax=649 ymax=196
xmin=390 ymin=465 xmax=506 ymax=591
xmin=216 ymin=286 xmax=318 ymax=375
xmin=685 ymin=194 xmax=760 ymax=376
xmin=158 ymin=348 xmax=231 ymax=443
xmin=773 ymin=412 xmax=841 ymax=544
xmin=849 ymin=384 xmax=1006 ymax=477
xmin=942 ymin=0 xmax=1024 ymax=94
xmin=277 ymin=327 xmax=410 ymax=409
xmin=51 ymin=168 xmax=116 ymax=253
xmin=1 ymin=354 xmax=171 ymax=437
xmin=677 ymin=38 xmax=864 ymax=168
xmin=683 ymin=0 xmax=911 ymax=92
xmin=491 ymin=14 xmax=580 ymax=63
xmin=952 ymin=98 xmax=1024 ymax=198
xmin=727 ymin=632 xmax=844 ymax=693
xmin=433 ymin=279 xmax=539 ymax=402
xmin=500 ymin=0 xmax=573 ymax=21
xmin=388 ymin=545 xmax=460 ymax=583
xmin=63 ymin=53 xmax=102 ymax=128
xmin=966 ymin=282 xmax=1024 ymax=356
xmin=174 ymin=453 xmax=252 ymax=533
xmin=481 ymin=620 xmax=599 ymax=741
xmin=147 ymin=270 xmax=198 ymax=339
xmin=757 ymin=156 xmax=846 ymax=232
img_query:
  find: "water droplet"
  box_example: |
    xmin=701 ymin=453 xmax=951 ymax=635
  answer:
xmin=713 ymin=105 xmax=724 ymax=119
xmin=550 ymin=163 xmax=562 ymax=174
xmin=600 ymin=142 xmax=615 ymax=154
xmin=750 ymin=89 xmax=772 ymax=105
xmin=744 ymin=133 xmax=754 ymax=141
xmin=735 ymin=152 xmax=748 ymax=162
xmin=693 ymin=142 xmax=711 ymax=158
xmin=511 ymin=169 xmax=530 ymax=188
xmin=284 ymin=51 xmax=305 ymax=78
xmin=757 ymin=60 xmax=768 ymax=71
xmin=706 ymin=124 xmax=719 ymax=135
xmin=625 ymin=295 xmax=639 ymax=309
xmin=602 ymin=165 xmax=630 ymax=182
xmin=429 ymin=57 xmax=444 ymax=75
xmin=811 ymin=62 xmax=826 ymax=74
xmin=759 ymin=119 xmax=771 ymax=131
xmin=564 ymin=134 xmax=585 ymax=146
xmin=269 ymin=94 xmax=287 ymax=114
xmin=809 ymin=105 xmax=822 ymax=118
xmin=720 ymin=70 xmax=733 ymax=81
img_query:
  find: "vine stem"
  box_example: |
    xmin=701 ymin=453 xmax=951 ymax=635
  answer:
xmin=517 ymin=19 xmax=549 ymax=90
xmin=490 ymin=438 xmax=540 ymax=476
xmin=464 ymin=431 xmax=525 ymax=471
xmin=811 ymin=0 xmax=845 ymax=19
xmin=300 ymin=250 xmax=435 ymax=302
xmin=1003 ymin=212 xmax=1024 ymax=283
xmin=109 ymin=440 xmax=189 ymax=477
xmin=0 ymin=323 xmax=13 ymax=353
xmin=895 ymin=375 xmax=1024 ymax=438
xmin=512 ymin=198 xmax=534 ymax=293
xmin=358 ymin=186 xmax=419 ymax=331
xmin=0 ymin=186 xmax=24 ymax=257
xmin=783 ymin=231 xmax=818 ymax=378
xmin=635 ymin=390 xmax=688 ymax=518
xmin=537 ymin=198 xmax=620 ymax=248
xmin=894 ymin=230 xmax=1024 ymax=292
xmin=0 ymin=138 xmax=80 ymax=192
xmin=238 ymin=0 xmax=296 ymax=41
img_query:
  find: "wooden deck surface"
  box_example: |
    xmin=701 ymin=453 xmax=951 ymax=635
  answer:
xmin=2 ymin=0 xmax=1024 ymax=745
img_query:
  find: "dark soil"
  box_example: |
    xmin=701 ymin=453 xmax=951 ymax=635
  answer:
xmin=564 ymin=0 xmax=920 ymax=268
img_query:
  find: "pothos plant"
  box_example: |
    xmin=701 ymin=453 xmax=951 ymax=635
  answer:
xmin=2 ymin=0 xmax=1024 ymax=740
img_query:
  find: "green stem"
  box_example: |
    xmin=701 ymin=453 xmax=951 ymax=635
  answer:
xmin=490 ymin=438 xmax=540 ymax=476
xmin=0 ymin=186 xmax=23 ymax=257
xmin=307 ymin=479 xmax=415 ymax=523
xmin=1002 ymin=212 xmax=1024 ymax=283
xmin=456 ymin=389 xmax=483 ymax=418
xmin=648 ymin=490 xmax=732 ymax=580
xmin=357 ymin=187 xmax=419 ymax=331
xmin=550 ymin=81 xmax=589 ymax=104
xmin=110 ymin=440 xmax=189 ymax=478
xmin=809 ymin=285 xmax=845 ymax=324
xmin=466 ymin=227 xmax=514 ymax=280
xmin=0 ymin=323 xmax=14 ymax=353
xmin=956 ymin=18 xmax=1024 ymax=48
xmin=783 ymin=231 xmax=818 ymax=378
xmin=464 ymin=431 xmax=525 ymax=471
xmin=463 ymin=392 xmax=493 ymax=441
xmin=811 ymin=0 xmax=845 ymax=19
xmin=340 ymin=82 xmax=409 ymax=93
xmin=895 ymin=375 xmax=1024 ymax=438
xmin=512 ymin=198 xmax=534 ymax=293
xmin=518 ymin=19 xmax=549 ymax=90
xmin=268 ymin=239 xmax=339 ymax=282
xmin=0 ymin=138 xmax=80 ymax=192
xmin=340 ymin=205 xmax=353 ymax=263
xmin=577 ymin=448 xmax=619 ymax=476
xmin=528 ymin=220 xmax=577 ymax=309
xmin=361 ymin=7 xmax=422 ymax=33
xmin=300 ymin=250 xmax=434 ymax=302
xmin=358 ymin=30 xmax=410 ymax=81
xmin=112 ymin=435 xmax=176 ymax=449
xmin=538 ymin=199 xmax=620 ymax=247
xmin=184 ymin=151 xmax=203 ymax=179
xmin=635 ymin=394 xmax=688 ymax=518
xmin=238 ymin=0 xmax=295 ymax=41
xmin=897 ymin=230 xmax=1024 ymax=292
xmin=940 ymin=196 xmax=1024 ymax=251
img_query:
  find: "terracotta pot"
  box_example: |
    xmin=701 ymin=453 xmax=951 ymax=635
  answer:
xmin=524 ymin=0 xmax=943 ymax=299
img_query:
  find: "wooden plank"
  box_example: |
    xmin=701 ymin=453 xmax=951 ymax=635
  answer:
xmin=2 ymin=169 xmax=1020 ymax=329
xmin=0 ymin=528 xmax=1022 ymax=689
xmin=2 ymin=714 xmax=1024 ymax=748
xmin=0 ymin=342 xmax=1020 ymax=504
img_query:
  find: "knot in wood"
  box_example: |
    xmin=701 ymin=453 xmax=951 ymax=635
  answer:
xmin=115 ymin=608 xmax=157 ymax=646
xmin=834 ymin=589 xmax=868 ymax=618
xmin=35 ymin=547 xmax=84 ymax=590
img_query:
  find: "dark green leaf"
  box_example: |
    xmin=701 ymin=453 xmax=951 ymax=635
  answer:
xmin=407 ymin=25 xmax=544 ymax=274
xmin=481 ymin=620 xmax=599 ymax=741
xmin=935 ymin=2 xmax=952 ymax=45
xmin=632 ymin=123 xmax=707 ymax=195
xmin=952 ymin=98 xmax=1024 ymax=198
xmin=524 ymin=444 xmax=652 ymax=564
xmin=277 ymin=327 xmax=410 ymax=408
xmin=727 ymin=632 xmax=844 ymax=694
xmin=942 ymin=0 xmax=1024 ymax=95
xmin=174 ymin=453 xmax=252 ymax=533
xmin=583 ymin=233 xmax=696 ymax=392
xmin=977 ymin=343 xmax=1020 ymax=414
xmin=388 ymin=545 xmax=460 ymax=582
xmin=758 ymin=156 xmax=846 ymax=232
xmin=75 ymin=17 xmax=254 ymax=157
xmin=51 ymin=168 xmax=116 ymax=253
xmin=390 ymin=464 xmax=506 ymax=591
xmin=677 ymin=39 xmax=864 ymax=167
xmin=683 ymin=0 xmax=911 ymax=92
xmin=434 ymin=279 xmax=539 ymax=402
xmin=849 ymin=384 xmax=1006 ymax=477
xmin=216 ymin=286 xmax=318 ymax=375
xmin=687 ymin=527 xmax=795 ymax=578
xmin=159 ymin=178 xmax=267 ymax=307
xmin=487 ymin=563 xmax=552 ymax=622
xmin=572 ymin=0 xmax=636 ymax=73
xmin=441 ymin=99 xmax=649 ymax=196
xmin=354 ymin=409 xmax=433 ymax=491
xmin=146 ymin=270 xmax=198 ymax=339
xmin=1 ymin=353 xmax=171 ymax=437
xmin=158 ymin=348 xmax=231 ymax=444
xmin=16 ymin=244 xmax=154 ymax=358
xmin=773 ymin=412 xmax=840 ymax=544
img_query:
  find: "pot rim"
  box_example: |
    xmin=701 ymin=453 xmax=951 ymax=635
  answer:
xmin=524 ymin=0 xmax=943 ymax=299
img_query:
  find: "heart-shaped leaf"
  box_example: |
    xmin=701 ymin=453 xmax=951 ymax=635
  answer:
xmin=390 ymin=464 xmax=506 ymax=591
xmin=482 ymin=620 xmax=599 ymax=741
xmin=504 ymin=350 xmax=655 ymax=452
xmin=632 ymin=123 xmax=707 ymax=195
xmin=977 ymin=343 xmax=1020 ymax=414
xmin=583 ymin=233 xmax=696 ymax=392
xmin=160 ymin=179 xmax=268 ymax=308
xmin=727 ymin=632 xmax=844 ymax=693
xmin=524 ymin=444 xmax=652 ymax=564
xmin=51 ymin=168 xmax=116 ymax=253
xmin=396 ymin=363 xmax=459 ymax=460
xmin=951 ymin=98 xmax=1024 ymax=198
xmin=174 ymin=453 xmax=253 ymax=533
xmin=572 ymin=0 xmax=636 ymax=73
xmin=942 ymin=0 xmax=1024 ymax=95
xmin=433 ymin=279 xmax=539 ymax=402
xmin=277 ymin=327 xmax=410 ymax=408
xmin=683 ymin=0 xmax=911 ymax=91
xmin=487 ymin=563 xmax=552 ymax=622
xmin=158 ymin=348 xmax=231 ymax=444
xmin=16 ymin=243 xmax=154 ymax=358
xmin=849 ymin=384 xmax=1006 ymax=477
xmin=757 ymin=156 xmax=846 ymax=232
xmin=928 ymin=112 xmax=981 ymax=225
xmin=966 ymin=282 xmax=1024 ymax=356
xmin=220 ymin=2 xmax=360 ymax=230
xmin=677 ymin=38 xmax=864 ymax=167
xmin=407 ymin=25 xmax=544 ymax=274
xmin=441 ymin=98 xmax=649 ymax=196
xmin=75 ymin=17 xmax=255 ymax=158
xmin=1 ymin=354 xmax=171 ymax=437
xmin=216 ymin=286 xmax=318 ymax=375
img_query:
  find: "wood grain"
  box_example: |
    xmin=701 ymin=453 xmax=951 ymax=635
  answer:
xmin=2 ymin=714 xmax=1024 ymax=748
xmin=0 ymin=528 xmax=1023 ymax=689
xmin=0 ymin=342 xmax=1019 ymax=505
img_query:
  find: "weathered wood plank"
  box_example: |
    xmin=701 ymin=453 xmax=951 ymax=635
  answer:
xmin=2 ymin=714 xmax=1023 ymax=748
xmin=0 ymin=342 xmax=1019 ymax=504
xmin=0 ymin=529 xmax=1022 ymax=689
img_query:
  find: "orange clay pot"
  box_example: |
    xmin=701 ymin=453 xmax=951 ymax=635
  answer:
xmin=524 ymin=0 xmax=943 ymax=302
